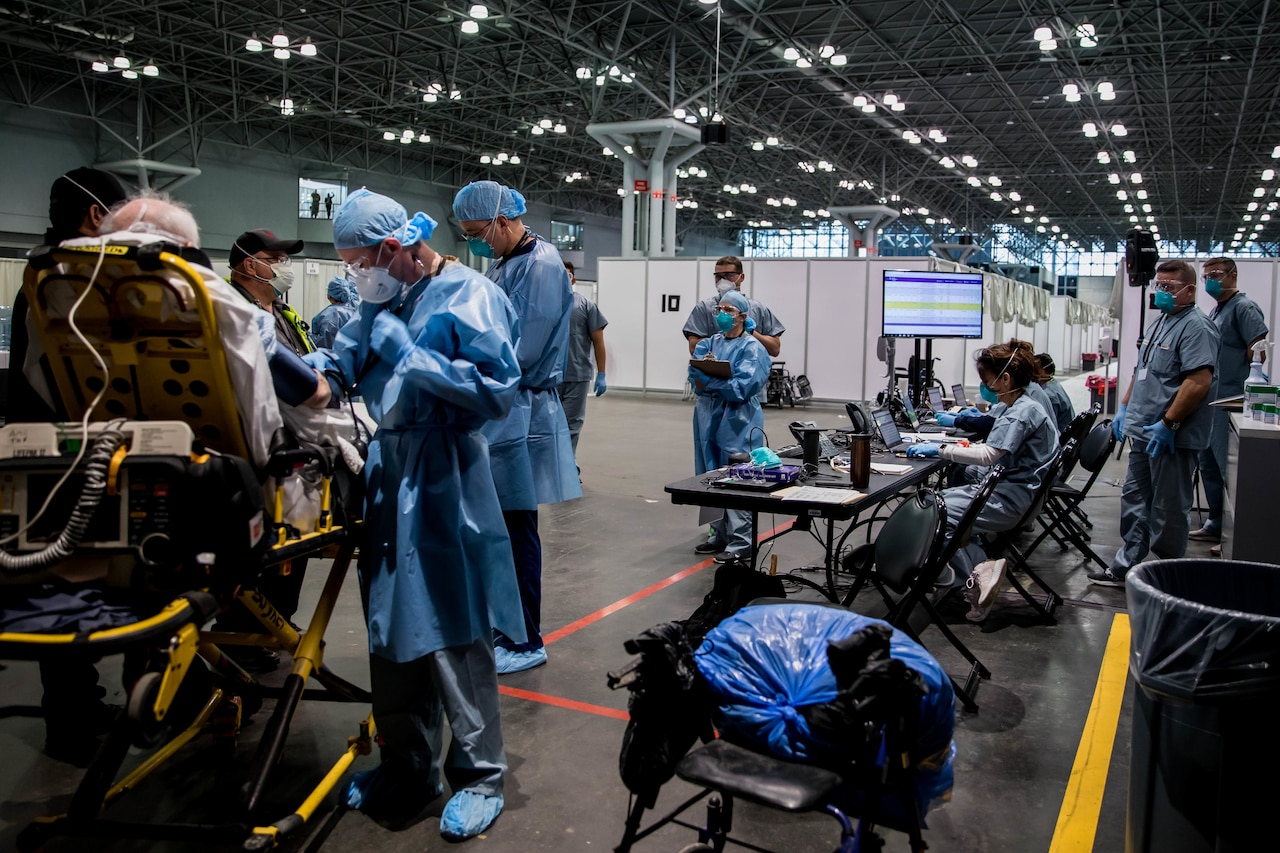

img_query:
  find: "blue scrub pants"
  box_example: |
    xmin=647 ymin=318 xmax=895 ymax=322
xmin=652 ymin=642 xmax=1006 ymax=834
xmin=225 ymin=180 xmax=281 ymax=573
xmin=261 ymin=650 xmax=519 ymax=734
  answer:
xmin=709 ymin=509 xmax=753 ymax=557
xmin=1112 ymin=442 xmax=1197 ymax=576
xmin=497 ymin=509 xmax=543 ymax=653
xmin=941 ymin=483 xmax=1027 ymax=580
xmin=1195 ymin=407 xmax=1231 ymax=533
xmin=370 ymin=637 xmax=506 ymax=797
xmin=557 ymin=380 xmax=590 ymax=454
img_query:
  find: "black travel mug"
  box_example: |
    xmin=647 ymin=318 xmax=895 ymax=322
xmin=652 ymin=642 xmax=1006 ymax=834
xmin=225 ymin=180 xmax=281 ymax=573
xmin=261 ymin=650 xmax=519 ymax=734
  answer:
xmin=849 ymin=434 xmax=871 ymax=489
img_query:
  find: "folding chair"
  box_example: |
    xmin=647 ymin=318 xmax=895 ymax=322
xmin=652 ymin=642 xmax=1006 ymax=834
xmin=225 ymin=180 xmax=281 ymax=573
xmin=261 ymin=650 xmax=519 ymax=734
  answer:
xmin=1053 ymin=403 xmax=1100 ymax=522
xmin=1 ymin=241 xmax=371 ymax=852
xmin=978 ymin=440 xmax=1076 ymax=622
xmin=1021 ymin=421 xmax=1115 ymax=570
xmin=842 ymin=468 xmax=1005 ymax=711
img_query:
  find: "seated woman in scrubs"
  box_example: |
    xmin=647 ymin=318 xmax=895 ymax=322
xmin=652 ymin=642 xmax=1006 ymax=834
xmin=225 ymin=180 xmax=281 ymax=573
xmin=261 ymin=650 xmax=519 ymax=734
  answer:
xmin=906 ymin=341 xmax=1060 ymax=622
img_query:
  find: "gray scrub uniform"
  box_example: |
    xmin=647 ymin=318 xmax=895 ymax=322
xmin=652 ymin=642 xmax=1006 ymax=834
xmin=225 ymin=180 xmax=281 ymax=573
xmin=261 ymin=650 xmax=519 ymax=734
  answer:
xmin=1113 ymin=306 xmax=1220 ymax=574
xmin=557 ymin=292 xmax=608 ymax=453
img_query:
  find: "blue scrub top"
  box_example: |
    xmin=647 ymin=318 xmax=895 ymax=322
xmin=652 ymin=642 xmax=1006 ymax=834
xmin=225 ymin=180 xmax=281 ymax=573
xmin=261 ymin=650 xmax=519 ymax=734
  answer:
xmin=983 ymin=392 xmax=1059 ymax=518
xmin=310 ymin=302 xmax=357 ymax=350
xmin=690 ymin=332 xmax=773 ymax=472
xmin=482 ymin=234 xmax=582 ymax=510
xmin=305 ymin=262 xmax=526 ymax=662
xmin=683 ymin=294 xmax=785 ymax=342
xmin=1125 ymin=307 xmax=1220 ymax=450
xmin=1041 ymin=379 xmax=1075 ymax=434
xmin=1209 ymin=291 xmax=1268 ymax=394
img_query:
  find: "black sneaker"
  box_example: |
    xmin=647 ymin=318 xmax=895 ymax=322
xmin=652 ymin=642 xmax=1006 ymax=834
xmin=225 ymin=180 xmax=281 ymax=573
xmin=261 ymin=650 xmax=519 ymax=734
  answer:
xmin=1087 ymin=568 xmax=1125 ymax=587
xmin=694 ymin=541 xmax=724 ymax=555
xmin=714 ymin=551 xmax=746 ymax=564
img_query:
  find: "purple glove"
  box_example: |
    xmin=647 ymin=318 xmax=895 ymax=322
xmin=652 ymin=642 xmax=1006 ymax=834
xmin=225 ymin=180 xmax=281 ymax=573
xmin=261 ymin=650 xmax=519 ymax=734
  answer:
xmin=370 ymin=311 xmax=414 ymax=363
xmin=905 ymin=443 xmax=940 ymax=458
xmin=1142 ymin=420 xmax=1176 ymax=458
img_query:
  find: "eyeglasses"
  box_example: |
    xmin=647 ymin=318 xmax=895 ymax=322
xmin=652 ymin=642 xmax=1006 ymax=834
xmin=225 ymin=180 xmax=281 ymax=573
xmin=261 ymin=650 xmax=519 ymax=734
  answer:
xmin=1153 ymin=278 xmax=1187 ymax=293
xmin=1203 ymin=267 xmax=1235 ymax=278
xmin=717 ymin=307 xmax=742 ymax=316
xmin=712 ymin=271 xmax=740 ymax=282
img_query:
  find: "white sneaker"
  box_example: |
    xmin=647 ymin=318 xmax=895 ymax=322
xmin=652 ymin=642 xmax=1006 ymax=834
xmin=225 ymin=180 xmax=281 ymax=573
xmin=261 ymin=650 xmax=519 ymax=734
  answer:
xmin=963 ymin=559 xmax=1007 ymax=622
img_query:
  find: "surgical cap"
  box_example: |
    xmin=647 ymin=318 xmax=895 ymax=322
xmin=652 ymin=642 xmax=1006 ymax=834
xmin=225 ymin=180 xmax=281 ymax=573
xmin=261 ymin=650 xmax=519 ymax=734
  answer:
xmin=719 ymin=290 xmax=749 ymax=314
xmin=452 ymin=181 xmax=527 ymax=221
xmin=344 ymin=280 xmax=361 ymax=304
xmin=332 ymin=187 xmax=437 ymax=250
xmin=327 ymin=275 xmax=349 ymax=301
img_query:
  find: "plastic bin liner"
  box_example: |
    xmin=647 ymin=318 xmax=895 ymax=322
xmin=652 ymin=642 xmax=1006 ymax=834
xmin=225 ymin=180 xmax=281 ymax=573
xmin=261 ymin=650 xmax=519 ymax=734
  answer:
xmin=1127 ymin=558 xmax=1280 ymax=700
xmin=695 ymin=603 xmax=955 ymax=808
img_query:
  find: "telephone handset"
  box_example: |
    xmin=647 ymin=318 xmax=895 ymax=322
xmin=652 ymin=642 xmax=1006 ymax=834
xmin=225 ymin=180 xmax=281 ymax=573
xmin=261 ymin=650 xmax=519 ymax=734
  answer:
xmin=788 ymin=421 xmax=840 ymax=460
xmin=844 ymin=401 xmax=873 ymax=435
xmin=886 ymin=396 xmax=916 ymax=431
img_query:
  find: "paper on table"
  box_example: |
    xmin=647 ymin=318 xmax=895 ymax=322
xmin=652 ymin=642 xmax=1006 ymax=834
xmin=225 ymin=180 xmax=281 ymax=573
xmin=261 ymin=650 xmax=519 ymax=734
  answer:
xmin=870 ymin=462 xmax=912 ymax=475
xmin=773 ymin=485 xmax=864 ymax=504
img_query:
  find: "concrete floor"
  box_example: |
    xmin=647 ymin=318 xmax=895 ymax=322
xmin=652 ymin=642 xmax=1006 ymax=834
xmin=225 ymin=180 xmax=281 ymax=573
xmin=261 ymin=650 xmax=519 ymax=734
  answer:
xmin=0 ymin=387 xmax=1220 ymax=852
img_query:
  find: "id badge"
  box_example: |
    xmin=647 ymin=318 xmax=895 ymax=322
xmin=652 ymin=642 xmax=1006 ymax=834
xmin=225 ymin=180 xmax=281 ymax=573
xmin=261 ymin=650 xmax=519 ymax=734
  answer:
xmin=1138 ymin=368 xmax=1149 ymax=380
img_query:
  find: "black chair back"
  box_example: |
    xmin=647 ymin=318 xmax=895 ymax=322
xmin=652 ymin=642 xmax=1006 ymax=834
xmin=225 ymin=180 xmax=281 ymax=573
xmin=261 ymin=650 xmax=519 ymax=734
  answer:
xmin=931 ymin=466 xmax=1005 ymax=572
xmin=1076 ymin=420 xmax=1117 ymax=474
xmin=1015 ymin=439 xmax=1075 ymax=530
xmin=1058 ymin=403 xmax=1100 ymax=479
xmin=873 ymin=489 xmax=945 ymax=594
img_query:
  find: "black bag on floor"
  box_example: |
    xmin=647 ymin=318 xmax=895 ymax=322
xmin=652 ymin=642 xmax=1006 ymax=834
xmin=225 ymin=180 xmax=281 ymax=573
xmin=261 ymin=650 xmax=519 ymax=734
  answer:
xmin=682 ymin=561 xmax=785 ymax=647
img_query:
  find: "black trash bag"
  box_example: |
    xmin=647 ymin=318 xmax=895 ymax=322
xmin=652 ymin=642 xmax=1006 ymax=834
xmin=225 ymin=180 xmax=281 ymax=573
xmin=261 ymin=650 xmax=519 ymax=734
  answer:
xmin=681 ymin=561 xmax=785 ymax=648
xmin=800 ymin=623 xmax=926 ymax=766
xmin=608 ymin=622 xmax=713 ymax=799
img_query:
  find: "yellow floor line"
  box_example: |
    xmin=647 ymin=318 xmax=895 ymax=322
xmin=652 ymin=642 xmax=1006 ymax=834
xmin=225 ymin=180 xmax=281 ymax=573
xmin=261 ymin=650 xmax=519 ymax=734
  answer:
xmin=1049 ymin=612 xmax=1131 ymax=853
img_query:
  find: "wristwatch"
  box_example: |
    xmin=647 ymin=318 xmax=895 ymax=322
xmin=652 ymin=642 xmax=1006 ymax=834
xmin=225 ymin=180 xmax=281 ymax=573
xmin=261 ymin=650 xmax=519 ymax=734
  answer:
xmin=1161 ymin=416 xmax=1181 ymax=430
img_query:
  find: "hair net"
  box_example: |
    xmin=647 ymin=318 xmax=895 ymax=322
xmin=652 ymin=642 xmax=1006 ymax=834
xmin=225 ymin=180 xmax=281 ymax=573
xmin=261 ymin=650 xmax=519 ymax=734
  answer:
xmin=333 ymin=187 xmax=437 ymax=250
xmin=344 ymin=280 xmax=361 ymax=304
xmin=719 ymin=290 xmax=749 ymax=314
xmin=327 ymin=275 xmax=350 ymax=301
xmin=452 ymin=181 xmax=527 ymax=221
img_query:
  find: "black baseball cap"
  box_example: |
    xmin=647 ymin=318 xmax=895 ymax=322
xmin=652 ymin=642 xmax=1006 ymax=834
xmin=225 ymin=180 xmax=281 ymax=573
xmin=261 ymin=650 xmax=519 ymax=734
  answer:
xmin=230 ymin=229 xmax=304 ymax=268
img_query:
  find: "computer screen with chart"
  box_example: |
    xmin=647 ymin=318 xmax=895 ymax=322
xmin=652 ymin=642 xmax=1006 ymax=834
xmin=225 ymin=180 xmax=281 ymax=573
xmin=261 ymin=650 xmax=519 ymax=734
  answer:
xmin=882 ymin=269 xmax=984 ymax=339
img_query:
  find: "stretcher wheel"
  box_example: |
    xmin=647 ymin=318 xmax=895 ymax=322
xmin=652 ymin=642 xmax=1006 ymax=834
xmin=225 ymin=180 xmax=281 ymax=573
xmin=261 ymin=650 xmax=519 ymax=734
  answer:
xmin=127 ymin=671 xmax=166 ymax=747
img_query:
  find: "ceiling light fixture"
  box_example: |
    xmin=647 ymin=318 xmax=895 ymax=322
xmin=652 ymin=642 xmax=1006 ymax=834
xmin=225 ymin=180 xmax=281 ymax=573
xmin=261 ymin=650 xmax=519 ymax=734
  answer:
xmin=1062 ymin=83 xmax=1080 ymax=102
xmin=1110 ymin=123 xmax=1127 ymax=136
xmin=461 ymin=19 xmax=479 ymax=34
xmin=1076 ymin=23 xmax=1098 ymax=47
xmin=1097 ymin=81 xmax=1115 ymax=100
xmin=469 ymin=4 xmax=489 ymax=18
xmin=1082 ymin=122 xmax=1098 ymax=137
xmin=830 ymin=54 xmax=847 ymax=66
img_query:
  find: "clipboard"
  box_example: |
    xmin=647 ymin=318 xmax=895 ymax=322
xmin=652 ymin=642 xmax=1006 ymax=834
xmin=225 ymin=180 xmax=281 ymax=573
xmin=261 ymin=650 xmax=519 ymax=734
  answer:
xmin=690 ymin=358 xmax=732 ymax=379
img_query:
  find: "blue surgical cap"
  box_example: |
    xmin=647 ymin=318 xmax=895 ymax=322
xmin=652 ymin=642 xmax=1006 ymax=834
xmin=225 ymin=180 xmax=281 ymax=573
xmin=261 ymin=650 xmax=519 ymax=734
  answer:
xmin=344 ymin=280 xmax=361 ymax=304
xmin=332 ymin=187 xmax=437 ymax=250
xmin=327 ymin=275 xmax=349 ymax=301
xmin=720 ymin=290 xmax=749 ymax=314
xmin=452 ymin=181 xmax=527 ymax=222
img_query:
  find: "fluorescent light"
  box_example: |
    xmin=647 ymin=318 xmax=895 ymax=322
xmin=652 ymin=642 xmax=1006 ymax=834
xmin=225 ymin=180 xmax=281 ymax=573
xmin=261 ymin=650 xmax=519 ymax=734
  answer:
xmin=830 ymin=54 xmax=847 ymax=66
xmin=751 ymin=141 xmax=763 ymax=151
xmin=246 ymin=37 xmax=263 ymax=52
xmin=1265 ymin=169 xmax=1276 ymax=180
xmin=271 ymin=33 xmax=289 ymax=48
xmin=450 ymin=89 xmax=462 ymax=100
xmin=766 ymin=136 xmax=779 ymax=146
xmin=423 ymin=93 xmax=437 ymax=102
xmin=554 ymin=123 xmax=567 ymax=133
xmin=274 ymin=48 xmax=290 ymax=59
xmin=1097 ymin=152 xmax=1111 ymax=164
xmin=480 ymin=155 xmax=491 ymax=163
xmin=795 ymin=58 xmax=812 ymax=68
xmin=939 ymin=157 xmax=956 ymax=168
xmin=113 ymin=55 xmax=130 ymax=68
xmin=861 ymin=102 xmax=875 ymax=113
xmin=1009 ymin=191 xmax=1022 ymax=201
xmin=883 ymin=93 xmax=898 ymax=106
xmin=1108 ymin=173 xmax=1121 ymax=184
xmin=1077 ymin=23 xmax=1098 ymax=47
xmin=988 ymin=175 xmax=1002 ymax=186
xmin=1083 ymin=122 xmax=1098 ymax=137
xmin=121 ymin=69 xmax=138 ymax=79
xmin=1111 ymin=123 xmax=1128 ymax=137
xmin=967 ymin=176 xmax=982 ymax=187
xmin=1255 ymin=187 xmax=1267 ymax=197
xmin=782 ymin=48 xmax=800 ymax=61
xmin=531 ymin=126 xmax=544 ymax=135
xmin=142 ymin=63 xmax=159 ymax=77
xmin=819 ymin=45 xmax=835 ymax=58
xmin=383 ymin=131 xmax=395 ymax=140
xmin=1034 ymin=26 xmax=1053 ymax=41
xmin=1130 ymin=172 xmax=1143 ymax=183
xmin=461 ymin=20 xmax=479 ymax=33
xmin=990 ymin=192 xmax=1003 ymax=201
xmin=575 ymin=67 xmax=592 ymax=79
xmin=510 ymin=155 xmax=520 ymax=164
xmin=673 ymin=108 xmax=686 ymax=119
xmin=469 ymin=4 xmax=489 ymax=18
xmin=1062 ymin=82 xmax=1079 ymax=97
xmin=962 ymin=155 xmax=978 ymax=168
xmin=91 ymin=60 xmax=109 ymax=72
xmin=299 ymin=40 xmax=316 ymax=57
xmin=1039 ymin=39 xmax=1057 ymax=51
xmin=1136 ymin=189 xmax=1148 ymax=199
xmin=1123 ymin=150 xmax=1136 ymax=163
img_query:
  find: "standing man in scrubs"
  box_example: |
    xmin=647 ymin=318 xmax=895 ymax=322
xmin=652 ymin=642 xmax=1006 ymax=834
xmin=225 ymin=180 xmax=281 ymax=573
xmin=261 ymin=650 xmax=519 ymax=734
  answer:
xmin=1089 ymin=260 xmax=1220 ymax=587
xmin=453 ymin=180 xmax=581 ymax=674
xmin=308 ymin=188 xmax=524 ymax=841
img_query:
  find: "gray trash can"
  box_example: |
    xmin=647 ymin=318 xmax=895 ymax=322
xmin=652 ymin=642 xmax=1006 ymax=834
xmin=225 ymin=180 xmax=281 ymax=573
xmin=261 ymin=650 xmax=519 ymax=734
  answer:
xmin=1126 ymin=559 xmax=1280 ymax=853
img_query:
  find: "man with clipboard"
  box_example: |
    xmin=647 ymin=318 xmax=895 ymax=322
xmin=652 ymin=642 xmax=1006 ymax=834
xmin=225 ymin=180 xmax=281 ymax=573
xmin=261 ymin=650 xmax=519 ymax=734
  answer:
xmin=688 ymin=290 xmax=773 ymax=564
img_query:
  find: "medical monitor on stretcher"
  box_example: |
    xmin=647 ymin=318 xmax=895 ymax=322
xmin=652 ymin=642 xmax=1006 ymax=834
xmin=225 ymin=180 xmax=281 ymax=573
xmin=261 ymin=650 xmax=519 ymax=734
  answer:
xmin=882 ymin=269 xmax=984 ymax=339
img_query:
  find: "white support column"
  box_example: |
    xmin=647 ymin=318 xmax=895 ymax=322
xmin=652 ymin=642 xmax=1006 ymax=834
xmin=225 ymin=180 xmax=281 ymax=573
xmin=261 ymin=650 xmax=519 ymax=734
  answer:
xmin=663 ymin=162 xmax=677 ymax=257
xmin=829 ymin=205 xmax=900 ymax=257
xmin=621 ymin=159 xmax=637 ymax=257
xmin=647 ymin=128 xmax=673 ymax=259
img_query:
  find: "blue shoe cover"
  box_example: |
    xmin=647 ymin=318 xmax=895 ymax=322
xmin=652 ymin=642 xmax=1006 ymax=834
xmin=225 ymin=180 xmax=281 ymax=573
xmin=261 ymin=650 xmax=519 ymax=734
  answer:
xmin=440 ymin=790 xmax=503 ymax=840
xmin=344 ymin=765 xmax=442 ymax=820
xmin=494 ymin=647 xmax=547 ymax=675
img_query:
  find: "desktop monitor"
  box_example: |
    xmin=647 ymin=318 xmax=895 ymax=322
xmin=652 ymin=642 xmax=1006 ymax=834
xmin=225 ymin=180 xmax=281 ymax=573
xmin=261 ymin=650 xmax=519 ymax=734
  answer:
xmin=882 ymin=269 xmax=984 ymax=339
xmin=952 ymin=383 xmax=970 ymax=407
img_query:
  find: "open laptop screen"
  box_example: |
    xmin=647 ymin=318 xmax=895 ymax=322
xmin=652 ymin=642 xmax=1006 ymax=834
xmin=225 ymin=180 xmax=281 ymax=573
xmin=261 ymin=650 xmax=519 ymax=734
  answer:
xmin=873 ymin=407 xmax=902 ymax=449
xmin=927 ymin=386 xmax=944 ymax=411
xmin=952 ymin=383 xmax=969 ymax=407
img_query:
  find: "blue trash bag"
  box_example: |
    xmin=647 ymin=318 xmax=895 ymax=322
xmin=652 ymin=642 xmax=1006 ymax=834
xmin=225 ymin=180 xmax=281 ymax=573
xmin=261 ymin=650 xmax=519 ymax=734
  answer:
xmin=695 ymin=603 xmax=955 ymax=816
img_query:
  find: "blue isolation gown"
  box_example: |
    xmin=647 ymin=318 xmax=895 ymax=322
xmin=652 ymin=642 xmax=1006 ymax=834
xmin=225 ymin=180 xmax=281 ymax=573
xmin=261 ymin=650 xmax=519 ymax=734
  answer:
xmin=306 ymin=262 xmax=526 ymax=662
xmin=310 ymin=301 xmax=358 ymax=350
xmin=483 ymin=236 xmax=582 ymax=510
xmin=690 ymin=332 xmax=773 ymax=472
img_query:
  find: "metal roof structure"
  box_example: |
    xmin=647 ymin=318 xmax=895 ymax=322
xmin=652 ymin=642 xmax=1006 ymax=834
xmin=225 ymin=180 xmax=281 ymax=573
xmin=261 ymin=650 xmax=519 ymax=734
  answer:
xmin=2 ymin=0 xmax=1278 ymax=254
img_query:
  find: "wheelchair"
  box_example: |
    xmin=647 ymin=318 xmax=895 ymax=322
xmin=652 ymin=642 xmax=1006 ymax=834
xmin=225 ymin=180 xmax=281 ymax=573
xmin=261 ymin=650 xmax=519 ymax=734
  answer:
xmin=0 ymin=241 xmax=372 ymax=851
xmin=608 ymin=602 xmax=953 ymax=853
xmin=765 ymin=361 xmax=814 ymax=409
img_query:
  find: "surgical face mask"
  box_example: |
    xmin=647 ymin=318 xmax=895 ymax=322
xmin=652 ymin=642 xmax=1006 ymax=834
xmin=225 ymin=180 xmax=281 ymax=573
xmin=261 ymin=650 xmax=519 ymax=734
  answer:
xmin=715 ymin=279 xmax=735 ymax=296
xmin=1205 ymin=276 xmax=1224 ymax=298
xmin=979 ymin=382 xmax=999 ymax=405
xmin=466 ymin=232 xmax=496 ymax=259
xmin=271 ymin=262 xmax=295 ymax=295
xmin=346 ymin=244 xmax=401 ymax=304
xmin=1153 ymin=290 xmax=1178 ymax=312
xmin=716 ymin=310 xmax=736 ymax=333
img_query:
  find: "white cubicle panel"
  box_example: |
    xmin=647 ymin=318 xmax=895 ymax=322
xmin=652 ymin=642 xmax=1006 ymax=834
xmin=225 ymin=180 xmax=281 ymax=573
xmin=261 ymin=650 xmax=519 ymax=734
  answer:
xmin=1047 ymin=298 xmax=1069 ymax=374
xmin=747 ymin=259 xmax=810 ymax=375
xmin=644 ymin=259 xmax=700 ymax=391
xmin=807 ymin=258 xmax=869 ymax=402
xmin=597 ymin=258 xmax=647 ymax=389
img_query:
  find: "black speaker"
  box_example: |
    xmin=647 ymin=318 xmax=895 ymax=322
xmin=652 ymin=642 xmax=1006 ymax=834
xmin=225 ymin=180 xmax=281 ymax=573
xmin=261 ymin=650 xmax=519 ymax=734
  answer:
xmin=1126 ymin=228 xmax=1159 ymax=287
xmin=700 ymin=122 xmax=729 ymax=145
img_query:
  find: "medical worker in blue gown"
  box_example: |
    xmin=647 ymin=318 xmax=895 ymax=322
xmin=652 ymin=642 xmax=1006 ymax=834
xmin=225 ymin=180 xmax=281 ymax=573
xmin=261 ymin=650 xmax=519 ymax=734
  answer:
xmin=906 ymin=341 xmax=1059 ymax=623
xmin=453 ymin=180 xmax=581 ymax=675
xmin=689 ymin=289 xmax=773 ymax=563
xmin=309 ymin=274 xmax=358 ymax=349
xmin=306 ymin=189 xmax=524 ymax=841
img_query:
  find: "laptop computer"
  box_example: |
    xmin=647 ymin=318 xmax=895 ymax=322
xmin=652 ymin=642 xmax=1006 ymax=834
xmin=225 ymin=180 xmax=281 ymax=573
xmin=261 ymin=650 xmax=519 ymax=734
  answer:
xmin=926 ymin=386 xmax=945 ymax=412
xmin=903 ymin=394 xmax=950 ymax=434
xmin=872 ymin=407 xmax=912 ymax=451
xmin=951 ymin=383 xmax=970 ymax=408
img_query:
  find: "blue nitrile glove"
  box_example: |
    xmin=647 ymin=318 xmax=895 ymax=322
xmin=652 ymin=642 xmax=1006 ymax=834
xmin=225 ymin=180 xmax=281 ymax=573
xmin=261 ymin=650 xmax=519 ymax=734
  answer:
xmin=905 ymin=443 xmax=940 ymax=458
xmin=1113 ymin=404 xmax=1127 ymax=440
xmin=1142 ymin=420 xmax=1176 ymax=458
xmin=370 ymin=311 xmax=414 ymax=363
xmin=594 ymin=372 xmax=607 ymax=396
xmin=744 ymin=317 xmax=757 ymax=333
xmin=934 ymin=411 xmax=957 ymax=427
xmin=960 ymin=407 xmax=982 ymax=417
